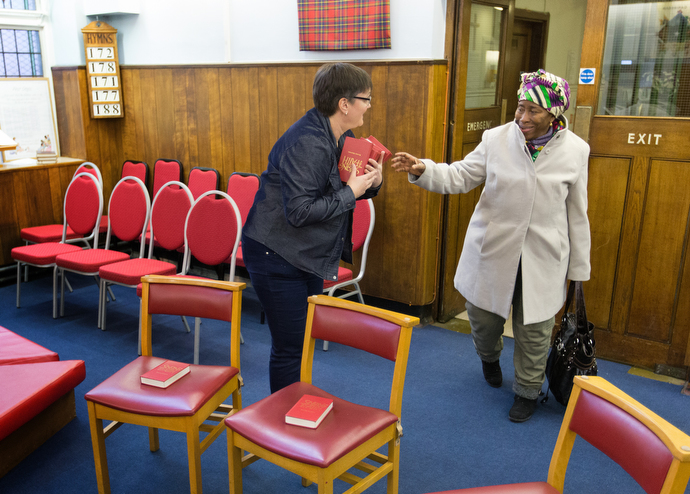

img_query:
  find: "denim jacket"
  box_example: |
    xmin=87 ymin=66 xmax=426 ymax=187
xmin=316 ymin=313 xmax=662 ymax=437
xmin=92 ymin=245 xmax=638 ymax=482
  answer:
xmin=243 ymin=107 xmax=380 ymax=281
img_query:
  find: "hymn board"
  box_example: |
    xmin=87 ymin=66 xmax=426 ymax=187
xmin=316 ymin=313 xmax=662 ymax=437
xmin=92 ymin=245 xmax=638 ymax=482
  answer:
xmin=82 ymin=21 xmax=124 ymax=119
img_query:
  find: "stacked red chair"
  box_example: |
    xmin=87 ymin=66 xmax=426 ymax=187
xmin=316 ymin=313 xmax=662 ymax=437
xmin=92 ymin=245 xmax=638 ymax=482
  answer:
xmin=11 ymin=172 xmax=103 ymax=318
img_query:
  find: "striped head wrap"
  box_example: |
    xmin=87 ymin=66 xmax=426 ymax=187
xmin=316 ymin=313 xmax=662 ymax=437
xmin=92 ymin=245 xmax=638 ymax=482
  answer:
xmin=517 ymin=69 xmax=570 ymax=118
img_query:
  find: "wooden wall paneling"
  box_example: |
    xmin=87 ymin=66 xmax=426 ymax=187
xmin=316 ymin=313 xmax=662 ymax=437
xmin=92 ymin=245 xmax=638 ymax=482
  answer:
xmin=207 ymin=69 xmax=223 ymax=176
xmin=585 ymin=156 xmax=629 ymax=331
xmin=52 ymin=69 xmax=87 ymax=159
xmin=257 ymin=67 xmax=279 ymax=176
xmin=154 ymin=69 xmax=176 ymax=166
xmin=121 ymin=69 xmax=147 ymax=169
xmin=229 ymin=67 xmax=255 ymax=179
xmin=171 ymin=68 xmax=192 ymax=176
xmin=277 ymin=66 xmax=309 ymax=138
xmin=376 ymin=63 xmax=438 ymax=305
xmin=182 ymin=68 xmax=200 ymax=173
xmin=139 ymin=69 xmax=161 ymax=171
xmin=628 ymin=160 xmax=690 ymax=341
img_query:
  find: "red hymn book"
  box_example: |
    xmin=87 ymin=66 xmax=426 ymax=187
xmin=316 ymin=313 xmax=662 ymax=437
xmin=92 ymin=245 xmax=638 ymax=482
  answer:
xmin=140 ymin=359 xmax=191 ymax=388
xmin=285 ymin=394 xmax=334 ymax=429
xmin=338 ymin=135 xmax=392 ymax=182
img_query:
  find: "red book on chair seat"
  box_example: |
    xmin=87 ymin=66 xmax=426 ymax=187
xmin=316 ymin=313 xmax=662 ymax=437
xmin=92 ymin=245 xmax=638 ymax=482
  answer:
xmin=285 ymin=394 xmax=334 ymax=429
xmin=140 ymin=360 xmax=190 ymax=388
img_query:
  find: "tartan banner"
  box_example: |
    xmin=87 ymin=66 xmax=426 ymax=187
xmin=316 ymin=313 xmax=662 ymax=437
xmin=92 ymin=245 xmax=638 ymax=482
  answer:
xmin=298 ymin=0 xmax=391 ymax=51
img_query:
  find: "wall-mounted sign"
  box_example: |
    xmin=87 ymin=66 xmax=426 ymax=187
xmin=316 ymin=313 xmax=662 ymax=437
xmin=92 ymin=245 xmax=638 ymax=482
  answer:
xmin=82 ymin=21 xmax=124 ymax=119
xmin=579 ymin=68 xmax=596 ymax=85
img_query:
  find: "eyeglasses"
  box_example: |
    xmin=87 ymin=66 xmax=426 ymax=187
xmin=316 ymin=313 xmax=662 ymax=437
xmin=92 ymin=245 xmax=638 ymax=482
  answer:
xmin=353 ymin=96 xmax=372 ymax=104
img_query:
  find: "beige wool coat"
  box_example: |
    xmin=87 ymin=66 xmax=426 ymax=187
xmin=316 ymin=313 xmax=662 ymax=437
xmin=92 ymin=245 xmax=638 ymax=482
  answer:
xmin=411 ymin=118 xmax=591 ymax=324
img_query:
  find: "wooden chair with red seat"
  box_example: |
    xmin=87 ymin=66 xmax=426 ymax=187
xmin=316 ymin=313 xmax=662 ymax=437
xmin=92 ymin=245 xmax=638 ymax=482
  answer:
xmin=11 ymin=172 xmax=103 ymax=318
xmin=97 ymin=181 xmax=194 ymax=333
xmin=225 ymin=294 xmax=419 ymax=494
xmin=424 ymin=375 xmax=690 ymax=494
xmin=55 ymin=176 xmax=150 ymax=325
xmin=322 ymin=198 xmax=375 ymax=350
xmin=85 ymin=274 xmax=245 ymax=494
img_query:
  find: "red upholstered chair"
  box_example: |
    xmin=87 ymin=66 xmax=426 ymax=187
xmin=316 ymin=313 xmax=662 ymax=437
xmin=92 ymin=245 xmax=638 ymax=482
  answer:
xmin=12 ymin=172 xmax=103 ymax=318
xmin=142 ymin=159 xmax=184 ymax=248
xmin=188 ymin=166 xmax=220 ymax=200
xmin=99 ymin=160 xmax=150 ymax=234
xmin=55 ymin=176 xmax=150 ymax=325
xmin=20 ymin=163 xmax=103 ymax=247
xmin=322 ymin=198 xmax=375 ymax=350
xmin=98 ymin=181 xmax=194 ymax=332
xmin=176 ymin=190 xmax=242 ymax=363
xmin=224 ymin=172 xmax=260 ymax=272
xmin=424 ymin=375 xmax=690 ymax=494
xmin=85 ymin=274 xmax=245 ymax=494
xmin=225 ymin=295 xmax=419 ymax=494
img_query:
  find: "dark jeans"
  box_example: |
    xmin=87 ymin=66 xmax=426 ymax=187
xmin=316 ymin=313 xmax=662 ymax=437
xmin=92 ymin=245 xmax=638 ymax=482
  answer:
xmin=241 ymin=234 xmax=323 ymax=393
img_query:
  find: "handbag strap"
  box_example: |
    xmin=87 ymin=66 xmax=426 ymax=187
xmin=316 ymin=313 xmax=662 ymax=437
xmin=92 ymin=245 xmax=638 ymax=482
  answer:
xmin=563 ymin=280 xmax=576 ymax=314
xmin=575 ymin=281 xmax=590 ymax=335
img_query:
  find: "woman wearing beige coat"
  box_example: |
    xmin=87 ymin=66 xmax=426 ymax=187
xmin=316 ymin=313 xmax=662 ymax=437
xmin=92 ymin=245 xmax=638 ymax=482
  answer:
xmin=392 ymin=70 xmax=590 ymax=422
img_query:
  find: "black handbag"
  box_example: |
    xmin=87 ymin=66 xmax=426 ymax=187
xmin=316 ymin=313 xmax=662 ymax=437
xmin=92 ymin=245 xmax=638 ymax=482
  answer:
xmin=544 ymin=281 xmax=597 ymax=406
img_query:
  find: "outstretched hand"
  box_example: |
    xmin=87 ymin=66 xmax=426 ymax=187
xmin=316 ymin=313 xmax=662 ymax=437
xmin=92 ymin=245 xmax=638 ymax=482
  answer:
xmin=391 ymin=152 xmax=426 ymax=176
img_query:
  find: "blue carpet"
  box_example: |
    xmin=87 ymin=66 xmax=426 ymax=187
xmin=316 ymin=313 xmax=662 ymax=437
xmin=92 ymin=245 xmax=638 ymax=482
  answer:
xmin=1 ymin=272 xmax=689 ymax=493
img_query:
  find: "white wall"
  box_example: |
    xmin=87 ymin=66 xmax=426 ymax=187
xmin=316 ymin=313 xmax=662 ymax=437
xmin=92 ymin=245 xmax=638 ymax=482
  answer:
xmin=49 ymin=0 xmax=447 ymax=66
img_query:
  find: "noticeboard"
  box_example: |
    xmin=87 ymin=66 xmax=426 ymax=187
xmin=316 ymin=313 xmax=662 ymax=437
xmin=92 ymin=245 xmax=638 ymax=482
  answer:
xmin=0 ymin=78 xmax=59 ymax=161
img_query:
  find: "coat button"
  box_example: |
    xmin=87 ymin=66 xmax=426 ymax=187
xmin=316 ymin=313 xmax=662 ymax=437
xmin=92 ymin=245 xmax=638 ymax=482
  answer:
xmin=332 ymin=276 xmax=337 ymax=280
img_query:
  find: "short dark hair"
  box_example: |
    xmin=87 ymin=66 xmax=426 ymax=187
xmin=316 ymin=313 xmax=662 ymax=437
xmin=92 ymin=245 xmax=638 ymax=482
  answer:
xmin=313 ymin=63 xmax=372 ymax=116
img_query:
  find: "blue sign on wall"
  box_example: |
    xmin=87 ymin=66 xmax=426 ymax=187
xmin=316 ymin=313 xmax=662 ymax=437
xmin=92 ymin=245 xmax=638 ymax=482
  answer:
xmin=579 ymin=68 xmax=595 ymax=85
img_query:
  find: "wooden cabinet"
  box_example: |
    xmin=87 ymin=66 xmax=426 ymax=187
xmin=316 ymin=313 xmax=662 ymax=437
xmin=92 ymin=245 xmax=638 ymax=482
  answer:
xmin=0 ymin=158 xmax=84 ymax=266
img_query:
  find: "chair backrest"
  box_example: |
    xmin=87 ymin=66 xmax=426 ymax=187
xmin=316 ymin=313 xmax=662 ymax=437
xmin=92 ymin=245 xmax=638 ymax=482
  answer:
xmin=226 ymin=172 xmax=260 ymax=226
xmin=303 ymin=295 xmax=418 ymax=416
xmin=139 ymin=275 xmax=245 ymax=368
xmin=122 ymin=160 xmax=149 ymax=186
xmin=188 ymin=166 xmax=220 ymax=200
xmin=152 ymin=159 xmax=183 ymax=199
xmin=73 ymin=161 xmax=103 ymax=187
xmin=547 ymin=375 xmax=690 ymax=494
xmin=64 ymin=172 xmax=103 ymax=247
xmin=105 ymin=176 xmax=150 ymax=249
xmin=351 ymin=198 xmax=375 ymax=282
xmin=146 ymin=181 xmax=195 ymax=259
xmin=183 ymin=190 xmax=242 ymax=279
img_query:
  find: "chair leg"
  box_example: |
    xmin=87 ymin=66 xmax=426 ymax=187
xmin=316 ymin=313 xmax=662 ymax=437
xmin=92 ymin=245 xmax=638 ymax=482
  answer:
xmin=102 ymin=280 xmax=109 ymax=331
xmin=16 ymin=262 xmax=21 ymax=308
xmin=148 ymin=427 xmax=160 ymax=452
xmin=86 ymin=401 xmax=112 ymax=494
xmin=182 ymin=315 xmax=191 ymax=333
xmin=137 ymin=299 xmax=142 ymax=356
xmin=185 ymin=427 xmax=203 ymax=494
xmin=59 ymin=268 xmax=66 ymax=317
xmin=227 ymin=432 xmax=244 ymax=494
xmin=53 ymin=265 xmax=59 ymax=319
xmin=193 ymin=317 xmax=201 ymax=365
xmin=98 ymin=279 xmax=104 ymax=330
xmin=386 ymin=438 xmax=400 ymax=494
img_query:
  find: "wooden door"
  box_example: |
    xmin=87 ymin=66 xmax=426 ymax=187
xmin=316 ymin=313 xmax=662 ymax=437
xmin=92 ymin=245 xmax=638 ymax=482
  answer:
xmin=438 ymin=0 xmax=518 ymax=321
xmin=578 ymin=0 xmax=690 ymax=371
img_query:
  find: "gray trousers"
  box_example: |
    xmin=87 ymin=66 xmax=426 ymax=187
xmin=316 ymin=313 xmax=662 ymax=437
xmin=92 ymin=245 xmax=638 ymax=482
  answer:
xmin=466 ymin=269 xmax=555 ymax=400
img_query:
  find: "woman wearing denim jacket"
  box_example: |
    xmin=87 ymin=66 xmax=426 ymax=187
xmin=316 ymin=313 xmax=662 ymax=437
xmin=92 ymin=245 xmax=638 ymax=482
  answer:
xmin=242 ymin=63 xmax=383 ymax=393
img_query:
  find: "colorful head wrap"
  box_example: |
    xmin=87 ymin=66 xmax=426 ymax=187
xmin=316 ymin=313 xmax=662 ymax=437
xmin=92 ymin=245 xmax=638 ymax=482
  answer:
xmin=517 ymin=69 xmax=570 ymax=118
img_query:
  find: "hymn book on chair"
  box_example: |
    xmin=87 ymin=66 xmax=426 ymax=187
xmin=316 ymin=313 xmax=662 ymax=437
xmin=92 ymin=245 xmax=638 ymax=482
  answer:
xmin=338 ymin=136 xmax=392 ymax=182
xmin=140 ymin=360 xmax=190 ymax=388
xmin=285 ymin=394 xmax=333 ymax=429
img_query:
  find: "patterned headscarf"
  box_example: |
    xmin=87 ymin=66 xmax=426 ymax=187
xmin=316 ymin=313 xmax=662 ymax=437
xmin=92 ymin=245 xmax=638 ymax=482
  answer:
xmin=517 ymin=69 xmax=570 ymax=118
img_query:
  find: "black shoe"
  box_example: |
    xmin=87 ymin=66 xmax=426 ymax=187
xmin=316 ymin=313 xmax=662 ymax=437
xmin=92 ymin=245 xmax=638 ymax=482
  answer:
xmin=509 ymin=395 xmax=538 ymax=422
xmin=481 ymin=360 xmax=502 ymax=388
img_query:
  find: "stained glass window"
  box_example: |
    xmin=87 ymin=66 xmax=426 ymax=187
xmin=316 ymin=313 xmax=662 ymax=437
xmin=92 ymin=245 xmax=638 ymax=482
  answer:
xmin=0 ymin=29 xmax=42 ymax=77
xmin=598 ymin=0 xmax=690 ymax=117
